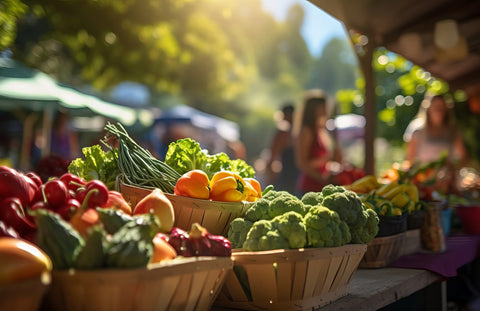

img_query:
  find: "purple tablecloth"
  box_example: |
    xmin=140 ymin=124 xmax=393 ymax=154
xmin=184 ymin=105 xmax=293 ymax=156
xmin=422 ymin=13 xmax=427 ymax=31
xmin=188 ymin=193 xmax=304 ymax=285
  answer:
xmin=389 ymin=234 xmax=480 ymax=277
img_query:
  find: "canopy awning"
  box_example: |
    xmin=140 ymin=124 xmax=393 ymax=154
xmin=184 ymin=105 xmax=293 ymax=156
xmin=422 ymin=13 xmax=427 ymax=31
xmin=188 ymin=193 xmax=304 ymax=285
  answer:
xmin=0 ymin=58 xmax=144 ymax=126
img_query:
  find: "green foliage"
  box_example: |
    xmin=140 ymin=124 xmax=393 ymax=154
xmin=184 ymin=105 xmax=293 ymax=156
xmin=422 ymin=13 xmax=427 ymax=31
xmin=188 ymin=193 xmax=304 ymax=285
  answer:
xmin=0 ymin=0 xmax=26 ymax=51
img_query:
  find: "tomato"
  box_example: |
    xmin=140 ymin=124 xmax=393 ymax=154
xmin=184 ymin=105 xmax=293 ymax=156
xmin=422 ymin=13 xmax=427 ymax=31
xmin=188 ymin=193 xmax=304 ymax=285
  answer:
xmin=0 ymin=237 xmax=52 ymax=285
xmin=59 ymin=173 xmax=86 ymax=192
xmin=43 ymin=179 xmax=69 ymax=209
xmin=83 ymin=180 xmax=109 ymax=209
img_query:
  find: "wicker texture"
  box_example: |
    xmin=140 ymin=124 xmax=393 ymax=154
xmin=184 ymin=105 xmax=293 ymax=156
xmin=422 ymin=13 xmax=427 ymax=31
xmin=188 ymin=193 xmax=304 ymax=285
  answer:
xmin=117 ymin=176 xmax=248 ymax=236
xmin=43 ymin=257 xmax=232 ymax=311
xmin=215 ymin=244 xmax=367 ymax=311
xmin=359 ymin=232 xmax=406 ymax=268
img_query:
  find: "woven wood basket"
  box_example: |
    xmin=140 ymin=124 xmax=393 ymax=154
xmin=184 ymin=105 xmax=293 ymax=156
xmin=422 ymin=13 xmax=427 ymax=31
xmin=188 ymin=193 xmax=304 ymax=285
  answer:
xmin=0 ymin=273 xmax=50 ymax=311
xmin=359 ymin=232 xmax=407 ymax=268
xmin=116 ymin=175 xmax=248 ymax=236
xmin=214 ymin=244 xmax=367 ymax=311
xmin=42 ymin=256 xmax=232 ymax=311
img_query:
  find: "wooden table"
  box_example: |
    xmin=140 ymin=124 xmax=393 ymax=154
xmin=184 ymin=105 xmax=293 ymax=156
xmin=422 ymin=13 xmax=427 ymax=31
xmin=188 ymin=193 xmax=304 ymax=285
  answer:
xmin=317 ymin=267 xmax=444 ymax=311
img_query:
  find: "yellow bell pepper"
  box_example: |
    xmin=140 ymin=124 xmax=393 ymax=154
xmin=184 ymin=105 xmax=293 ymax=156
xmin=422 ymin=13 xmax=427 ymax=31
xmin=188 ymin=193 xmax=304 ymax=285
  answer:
xmin=243 ymin=178 xmax=262 ymax=202
xmin=174 ymin=169 xmax=210 ymax=200
xmin=391 ymin=192 xmax=410 ymax=208
xmin=210 ymin=171 xmax=247 ymax=202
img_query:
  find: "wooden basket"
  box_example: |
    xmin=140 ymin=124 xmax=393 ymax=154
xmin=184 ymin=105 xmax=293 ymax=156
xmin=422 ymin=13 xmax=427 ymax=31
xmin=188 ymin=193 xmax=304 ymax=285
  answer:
xmin=399 ymin=229 xmax=422 ymax=257
xmin=0 ymin=274 xmax=50 ymax=311
xmin=359 ymin=232 xmax=406 ymax=268
xmin=42 ymin=256 xmax=232 ymax=311
xmin=215 ymin=244 xmax=367 ymax=311
xmin=116 ymin=175 xmax=248 ymax=236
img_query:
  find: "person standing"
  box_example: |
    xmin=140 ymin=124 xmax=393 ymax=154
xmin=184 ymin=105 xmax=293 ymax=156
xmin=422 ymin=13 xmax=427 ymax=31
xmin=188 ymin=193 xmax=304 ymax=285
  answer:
xmin=294 ymin=89 xmax=342 ymax=196
xmin=406 ymin=93 xmax=468 ymax=166
xmin=266 ymin=103 xmax=299 ymax=194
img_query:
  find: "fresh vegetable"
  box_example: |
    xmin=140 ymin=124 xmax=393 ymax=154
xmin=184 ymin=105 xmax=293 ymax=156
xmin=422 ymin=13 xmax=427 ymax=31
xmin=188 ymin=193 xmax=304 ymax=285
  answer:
xmin=73 ymin=225 xmax=106 ymax=269
xmin=165 ymin=138 xmax=255 ymax=179
xmin=0 ymin=166 xmax=37 ymax=206
xmin=105 ymin=191 xmax=132 ymax=215
xmin=105 ymin=214 xmax=159 ymax=268
xmin=0 ymin=237 xmax=52 ymax=285
xmin=244 ymin=178 xmax=262 ymax=202
xmin=320 ymin=185 xmax=367 ymax=228
xmin=104 ymin=122 xmax=181 ymax=193
xmin=304 ymin=206 xmax=351 ymax=248
xmin=268 ymin=195 xmax=307 ymax=218
xmin=42 ymin=178 xmax=69 ymax=209
xmin=345 ymin=175 xmax=380 ymax=193
xmin=133 ymin=188 xmax=175 ymax=233
xmin=82 ymin=180 xmax=109 ymax=209
xmin=33 ymin=208 xmax=85 ymax=269
xmin=209 ymin=171 xmax=247 ymax=202
xmin=151 ymin=232 xmax=177 ymax=263
xmin=167 ymin=223 xmax=231 ymax=257
xmin=68 ymin=144 xmax=120 ymax=190
xmin=243 ymin=199 xmax=270 ymax=222
xmin=227 ymin=218 xmax=253 ymax=249
xmin=96 ymin=207 xmax=134 ymax=234
xmin=0 ymin=220 xmax=20 ymax=238
xmin=242 ymin=220 xmax=289 ymax=251
xmin=271 ymin=211 xmax=307 ymax=248
xmin=26 ymin=172 xmax=42 ymax=188
xmin=0 ymin=197 xmax=36 ymax=239
xmin=59 ymin=173 xmax=86 ymax=192
xmin=349 ymin=208 xmax=379 ymax=244
xmin=174 ymin=169 xmax=210 ymax=200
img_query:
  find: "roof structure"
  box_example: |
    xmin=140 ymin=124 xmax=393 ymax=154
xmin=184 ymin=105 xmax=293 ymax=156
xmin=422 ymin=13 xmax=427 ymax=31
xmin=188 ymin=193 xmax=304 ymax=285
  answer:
xmin=309 ymin=0 xmax=480 ymax=173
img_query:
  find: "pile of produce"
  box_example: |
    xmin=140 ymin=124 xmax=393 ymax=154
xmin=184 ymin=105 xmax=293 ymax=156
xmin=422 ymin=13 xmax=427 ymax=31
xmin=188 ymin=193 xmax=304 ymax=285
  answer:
xmin=228 ymin=184 xmax=379 ymax=251
xmin=346 ymin=175 xmax=423 ymax=216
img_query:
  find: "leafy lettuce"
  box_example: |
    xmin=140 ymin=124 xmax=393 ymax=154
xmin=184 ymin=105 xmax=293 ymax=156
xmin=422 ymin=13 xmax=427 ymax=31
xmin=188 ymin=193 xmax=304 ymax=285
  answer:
xmin=68 ymin=145 xmax=120 ymax=190
xmin=164 ymin=138 xmax=255 ymax=179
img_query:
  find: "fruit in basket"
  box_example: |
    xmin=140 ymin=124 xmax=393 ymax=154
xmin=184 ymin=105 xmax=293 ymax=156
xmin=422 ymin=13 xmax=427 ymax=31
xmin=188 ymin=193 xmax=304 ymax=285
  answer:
xmin=345 ymin=174 xmax=380 ymax=193
xmin=174 ymin=169 xmax=210 ymax=200
xmin=209 ymin=171 xmax=248 ymax=202
xmin=0 ymin=166 xmax=37 ymax=207
xmin=167 ymin=223 xmax=232 ymax=257
xmin=105 ymin=191 xmax=132 ymax=215
xmin=151 ymin=232 xmax=177 ymax=263
xmin=0 ymin=237 xmax=52 ymax=285
xmin=243 ymin=178 xmax=263 ymax=202
xmin=133 ymin=188 xmax=174 ymax=233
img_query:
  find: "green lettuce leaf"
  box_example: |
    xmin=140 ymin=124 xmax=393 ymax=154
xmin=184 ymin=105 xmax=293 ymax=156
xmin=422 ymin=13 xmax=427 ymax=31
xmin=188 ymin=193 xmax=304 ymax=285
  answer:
xmin=68 ymin=145 xmax=119 ymax=189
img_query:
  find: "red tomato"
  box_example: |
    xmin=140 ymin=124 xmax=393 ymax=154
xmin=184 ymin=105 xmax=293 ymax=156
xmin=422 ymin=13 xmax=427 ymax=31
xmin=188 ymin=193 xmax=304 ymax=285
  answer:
xmin=43 ymin=179 xmax=69 ymax=209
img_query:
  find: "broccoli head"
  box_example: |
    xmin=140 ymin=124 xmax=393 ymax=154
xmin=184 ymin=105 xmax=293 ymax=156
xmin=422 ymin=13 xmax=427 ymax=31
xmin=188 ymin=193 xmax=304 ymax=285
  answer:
xmin=268 ymin=195 xmax=306 ymax=218
xmin=270 ymin=211 xmax=307 ymax=249
xmin=304 ymin=205 xmax=351 ymax=248
xmin=227 ymin=218 xmax=254 ymax=249
xmin=321 ymin=184 xmax=346 ymax=197
xmin=350 ymin=208 xmax=379 ymax=244
xmin=262 ymin=189 xmax=296 ymax=202
xmin=321 ymin=189 xmax=367 ymax=228
xmin=244 ymin=199 xmax=270 ymax=222
xmin=242 ymin=220 xmax=289 ymax=251
xmin=301 ymin=191 xmax=323 ymax=207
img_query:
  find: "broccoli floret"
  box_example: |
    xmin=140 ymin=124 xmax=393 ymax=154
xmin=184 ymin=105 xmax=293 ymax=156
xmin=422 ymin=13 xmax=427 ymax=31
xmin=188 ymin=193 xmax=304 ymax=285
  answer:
xmin=321 ymin=189 xmax=367 ymax=228
xmin=304 ymin=205 xmax=351 ymax=248
xmin=321 ymin=184 xmax=346 ymax=197
xmin=301 ymin=191 xmax=323 ymax=206
xmin=270 ymin=211 xmax=307 ymax=249
xmin=268 ymin=195 xmax=306 ymax=218
xmin=243 ymin=220 xmax=289 ymax=251
xmin=244 ymin=199 xmax=270 ymax=222
xmin=227 ymin=218 xmax=254 ymax=249
xmin=262 ymin=189 xmax=296 ymax=202
xmin=350 ymin=208 xmax=379 ymax=244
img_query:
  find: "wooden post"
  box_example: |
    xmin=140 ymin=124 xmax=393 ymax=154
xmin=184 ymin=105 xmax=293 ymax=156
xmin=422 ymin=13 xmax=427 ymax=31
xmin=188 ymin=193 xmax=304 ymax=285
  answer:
xmin=352 ymin=31 xmax=377 ymax=175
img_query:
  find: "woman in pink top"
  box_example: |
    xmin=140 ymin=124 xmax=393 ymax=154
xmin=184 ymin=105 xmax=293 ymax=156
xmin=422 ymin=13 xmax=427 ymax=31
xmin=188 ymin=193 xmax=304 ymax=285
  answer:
xmin=294 ymin=89 xmax=342 ymax=196
xmin=406 ymin=94 xmax=467 ymax=166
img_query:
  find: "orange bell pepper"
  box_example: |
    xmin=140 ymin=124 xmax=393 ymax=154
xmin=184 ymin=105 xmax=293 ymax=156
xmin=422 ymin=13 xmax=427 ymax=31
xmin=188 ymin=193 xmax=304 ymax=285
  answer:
xmin=174 ymin=169 xmax=210 ymax=200
xmin=244 ymin=178 xmax=262 ymax=202
xmin=209 ymin=171 xmax=246 ymax=202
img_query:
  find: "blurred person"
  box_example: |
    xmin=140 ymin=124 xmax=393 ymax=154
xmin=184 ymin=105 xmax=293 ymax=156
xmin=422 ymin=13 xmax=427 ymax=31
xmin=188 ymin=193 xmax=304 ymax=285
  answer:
xmin=405 ymin=93 xmax=468 ymax=195
xmin=405 ymin=93 xmax=468 ymax=166
xmin=294 ymin=89 xmax=342 ymax=196
xmin=266 ymin=102 xmax=299 ymax=194
xmin=50 ymin=111 xmax=80 ymax=161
